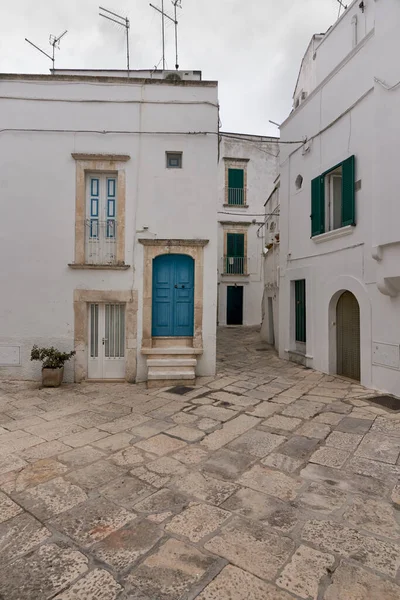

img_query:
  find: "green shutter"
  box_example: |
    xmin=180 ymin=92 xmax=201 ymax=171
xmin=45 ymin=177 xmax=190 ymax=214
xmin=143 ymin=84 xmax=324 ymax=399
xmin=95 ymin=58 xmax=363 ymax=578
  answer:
xmin=228 ymin=169 xmax=244 ymax=189
xmin=341 ymin=155 xmax=356 ymax=226
xmin=311 ymin=175 xmax=325 ymax=236
xmin=227 ymin=233 xmax=244 ymax=257
xmin=227 ymin=233 xmax=235 ymax=257
xmin=235 ymin=233 xmax=244 ymax=257
xmin=228 ymin=169 xmax=244 ymax=205
xmin=295 ymin=280 xmax=306 ymax=343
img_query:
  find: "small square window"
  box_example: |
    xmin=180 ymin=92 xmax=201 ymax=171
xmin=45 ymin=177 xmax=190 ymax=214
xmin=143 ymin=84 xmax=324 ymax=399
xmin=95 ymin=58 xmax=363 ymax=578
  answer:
xmin=166 ymin=152 xmax=182 ymax=169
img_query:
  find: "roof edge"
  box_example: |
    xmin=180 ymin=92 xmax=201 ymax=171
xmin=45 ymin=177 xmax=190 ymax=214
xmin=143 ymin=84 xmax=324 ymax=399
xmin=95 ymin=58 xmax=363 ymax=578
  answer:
xmin=0 ymin=73 xmax=218 ymax=87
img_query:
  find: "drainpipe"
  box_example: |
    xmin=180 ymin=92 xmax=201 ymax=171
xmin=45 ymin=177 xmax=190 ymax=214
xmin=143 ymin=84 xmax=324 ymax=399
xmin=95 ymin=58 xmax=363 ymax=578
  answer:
xmin=352 ymin=15 xmax=358 ymax=47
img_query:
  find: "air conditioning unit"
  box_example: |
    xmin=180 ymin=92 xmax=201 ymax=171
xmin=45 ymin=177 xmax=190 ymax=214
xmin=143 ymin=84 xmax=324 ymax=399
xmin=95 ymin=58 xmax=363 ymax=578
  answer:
xmin=164 ymin=72 xmax=182 ymax=82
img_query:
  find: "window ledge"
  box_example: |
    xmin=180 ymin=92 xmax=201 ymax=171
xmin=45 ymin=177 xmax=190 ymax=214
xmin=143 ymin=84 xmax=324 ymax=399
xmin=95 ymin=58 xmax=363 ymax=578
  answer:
xmin=223 ymin=204 xmax=248 ymax=208
xmin=68 ymin=263 xmax=130 ymax=270
xmin=312 ymin=225 xmax=354 ymax=243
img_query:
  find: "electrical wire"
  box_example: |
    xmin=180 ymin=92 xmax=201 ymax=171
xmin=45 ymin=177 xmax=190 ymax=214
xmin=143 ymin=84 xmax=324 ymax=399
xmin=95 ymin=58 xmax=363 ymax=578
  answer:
xmin=0 ymin=95 xmax=219 ymax=107
xmin=220 ymin=132 xmax=301 ymax=144
xmin=0 ymin=127 xmax=304 ymax=145
xmin=218 ymin=211 xmax=279 ymax=217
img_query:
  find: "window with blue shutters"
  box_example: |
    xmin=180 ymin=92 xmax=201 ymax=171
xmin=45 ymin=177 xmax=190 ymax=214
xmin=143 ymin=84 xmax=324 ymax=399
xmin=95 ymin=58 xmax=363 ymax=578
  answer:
xmin=311 ymin=155 xmax=356 ymax=237
xmin=86 ymin=174 xmax=117 ymax=265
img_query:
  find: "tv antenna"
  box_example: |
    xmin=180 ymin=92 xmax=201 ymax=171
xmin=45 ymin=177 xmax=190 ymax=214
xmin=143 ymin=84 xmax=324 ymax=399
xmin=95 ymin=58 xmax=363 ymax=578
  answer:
xmin=336 ymin=0 xmax=348 ymax=18
xmin=25 ymin=30 xmax=68 ymax=71
xmin=150 ymin=1 xmax=182 ymax=70
xmin=99 ymin=6 xmax=130 ymax=71
xmin=172 ymin=1 xmax=182 ymax=70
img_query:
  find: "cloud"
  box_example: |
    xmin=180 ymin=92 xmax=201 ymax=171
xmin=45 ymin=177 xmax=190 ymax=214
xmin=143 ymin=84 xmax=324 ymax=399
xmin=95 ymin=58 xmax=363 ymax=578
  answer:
xmin=0 ymin=0 xmax=339 ymax=134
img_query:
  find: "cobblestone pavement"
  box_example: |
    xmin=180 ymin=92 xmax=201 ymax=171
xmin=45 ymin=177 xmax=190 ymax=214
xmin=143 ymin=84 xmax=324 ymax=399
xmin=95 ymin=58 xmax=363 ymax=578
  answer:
xmin=0 ymin=327 xmax=400 ymax=599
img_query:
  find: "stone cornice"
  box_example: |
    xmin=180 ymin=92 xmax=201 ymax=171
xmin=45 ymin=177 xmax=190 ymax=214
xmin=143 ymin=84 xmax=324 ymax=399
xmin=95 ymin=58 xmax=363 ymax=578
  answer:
xmin=71 ymin=153 xmax=131 ymax=162
xmin=138 ymin=239 xmax=209 ymax=247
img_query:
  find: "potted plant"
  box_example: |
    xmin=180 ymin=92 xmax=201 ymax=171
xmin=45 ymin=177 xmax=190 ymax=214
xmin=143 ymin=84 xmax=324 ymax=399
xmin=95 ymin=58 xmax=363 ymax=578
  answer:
xmin=31 ymin=345 xmax=75 ymax=388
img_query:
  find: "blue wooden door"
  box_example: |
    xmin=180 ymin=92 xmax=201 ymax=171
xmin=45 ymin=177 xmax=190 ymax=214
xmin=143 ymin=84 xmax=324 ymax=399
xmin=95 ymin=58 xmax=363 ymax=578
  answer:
xmin=152 ymin=254 xmax=194 ymax=337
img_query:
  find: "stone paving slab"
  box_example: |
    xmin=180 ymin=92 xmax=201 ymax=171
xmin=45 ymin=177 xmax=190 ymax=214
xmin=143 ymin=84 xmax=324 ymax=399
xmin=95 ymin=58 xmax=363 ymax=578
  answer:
xmin=205 ymin=516 xmax=294 ymax=581
xmin=92 ymin=519 xmax=163 ymax=571
xmin=48 ymin=497 xmax=135 ymax=547
xmin=197 ymin=565 xmax=294 ymax=600
xmin=53 ymin=568 xmax=122 ymax=600
xmin=1 ymin=327 xmax=400 ymax=599
xmin=126 ymin=538 xmax=217 ymax=600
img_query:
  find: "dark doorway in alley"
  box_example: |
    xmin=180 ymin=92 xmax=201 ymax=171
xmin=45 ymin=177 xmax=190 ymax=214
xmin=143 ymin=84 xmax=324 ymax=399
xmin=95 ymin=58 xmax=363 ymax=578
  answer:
xmin=227 ymin=285 xmax=243 ymax=325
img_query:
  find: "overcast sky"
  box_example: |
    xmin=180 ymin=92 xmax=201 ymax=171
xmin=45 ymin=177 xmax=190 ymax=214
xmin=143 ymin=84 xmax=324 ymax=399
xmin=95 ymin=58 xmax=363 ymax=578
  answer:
xmin=0 ymin=0 xmax=340 ymax=135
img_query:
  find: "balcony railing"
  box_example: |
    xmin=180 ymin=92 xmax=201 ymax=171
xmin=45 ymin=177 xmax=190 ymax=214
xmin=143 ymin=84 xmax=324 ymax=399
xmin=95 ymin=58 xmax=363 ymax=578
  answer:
xmin=223 ymin=256 xmax=248 ymax=275
xmin=227 ymin=187 xmax=246 ymax=206
xmin=85 ymin=219 xmax=117 ymax=265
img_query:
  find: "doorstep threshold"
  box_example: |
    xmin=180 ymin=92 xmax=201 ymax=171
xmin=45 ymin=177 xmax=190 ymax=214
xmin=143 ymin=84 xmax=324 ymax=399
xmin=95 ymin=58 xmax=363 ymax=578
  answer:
xmin=142 ymin=347 xmax=203 ymax=355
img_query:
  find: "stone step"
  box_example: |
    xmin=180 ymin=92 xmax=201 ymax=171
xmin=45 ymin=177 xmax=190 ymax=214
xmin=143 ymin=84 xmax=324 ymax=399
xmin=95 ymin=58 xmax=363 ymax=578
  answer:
xmin=152 ymin=337 xmax=193 ymax=349
xmin=142 ymin=347 xmax=203 ymax=355
xmin=147 ymin=358 xmax=197 ymax=368
xmin=148 ymin=370 xmax=196 ymax=380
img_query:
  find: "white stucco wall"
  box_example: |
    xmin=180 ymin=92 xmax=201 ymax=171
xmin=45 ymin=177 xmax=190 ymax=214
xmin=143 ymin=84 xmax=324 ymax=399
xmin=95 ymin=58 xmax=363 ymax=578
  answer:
xmin=217 ymin=134 xmax=279 ymax=327
xmin=0 ymin=74 xmax=218 ymax=382
xmin=293 ymin=35 xmax=324 ymax=108
xmin=279 ymin=0 xmax=400 ymax=396
xmin=294 ymin=0 xmax=375 ymax=102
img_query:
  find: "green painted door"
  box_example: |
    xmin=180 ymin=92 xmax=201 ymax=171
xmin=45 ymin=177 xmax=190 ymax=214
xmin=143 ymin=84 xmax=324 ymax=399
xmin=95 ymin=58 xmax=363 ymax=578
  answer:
xmin=295 ymin=280 xmax=306 ymax=343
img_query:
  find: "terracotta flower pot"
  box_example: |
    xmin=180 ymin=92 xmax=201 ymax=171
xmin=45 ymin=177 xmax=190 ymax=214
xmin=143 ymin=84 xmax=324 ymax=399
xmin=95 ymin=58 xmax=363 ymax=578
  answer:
xmin=42 ymin=367 xmax=64 ymax=388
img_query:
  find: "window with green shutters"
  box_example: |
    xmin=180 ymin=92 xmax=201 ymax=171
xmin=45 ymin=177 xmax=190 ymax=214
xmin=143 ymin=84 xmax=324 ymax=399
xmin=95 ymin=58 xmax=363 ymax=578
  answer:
xmin=228 ymin=168 xmax=245 ymax=205
xmin=311 ymin=155 xmax=355 ymax=237
xmin=295 ymin=280 xmax=306 ymax=343
xmin=226 ymin=232 xmax=245 ymax=274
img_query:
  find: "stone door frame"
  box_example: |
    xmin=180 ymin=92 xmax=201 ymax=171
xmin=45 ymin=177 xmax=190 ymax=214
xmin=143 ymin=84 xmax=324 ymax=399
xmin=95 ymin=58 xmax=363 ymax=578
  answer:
xmin=139 ymin=239 xmax=209 ymax=351
xmin=74 ymin=289 xmax=138 ymax=382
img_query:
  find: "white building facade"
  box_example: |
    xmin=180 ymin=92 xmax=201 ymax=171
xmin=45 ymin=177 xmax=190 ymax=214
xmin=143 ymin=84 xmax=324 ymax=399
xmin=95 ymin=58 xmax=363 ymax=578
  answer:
xmin=0 ymin=70 xmax=218 ymax=385
xmin=217 ymin=134 xmax=279 ymax=327
xmin=279 ymin=0 xmax=400 ymax=396
xmin=260 ymin=177 xmax=280 ymax=349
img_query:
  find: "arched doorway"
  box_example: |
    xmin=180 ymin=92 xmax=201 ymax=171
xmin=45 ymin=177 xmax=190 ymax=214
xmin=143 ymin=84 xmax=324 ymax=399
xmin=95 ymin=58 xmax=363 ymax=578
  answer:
xmin=336 ymin=291 xmax=360 ymax=380
xmin=152 ymin=254 xmax=195 ymax=337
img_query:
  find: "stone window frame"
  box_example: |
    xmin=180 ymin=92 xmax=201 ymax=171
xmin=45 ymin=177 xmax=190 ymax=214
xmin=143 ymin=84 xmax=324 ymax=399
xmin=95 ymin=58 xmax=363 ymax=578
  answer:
xmin=223 ymin=157 xmax=250 ymax=207
xmin=70 ymin=153 xmax=130 ymax=269
xmin=138 ymin=239 xmax=209 ymax=351
xmin=73 ymin=289 xmax=138 ymax=383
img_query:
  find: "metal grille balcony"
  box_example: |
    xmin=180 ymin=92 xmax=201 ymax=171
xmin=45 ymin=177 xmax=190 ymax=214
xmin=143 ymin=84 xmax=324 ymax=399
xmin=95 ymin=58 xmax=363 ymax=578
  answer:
xmin=227 ymin=187 xmax=246 ymax=206
xmin=223 ymin=256 xmax=248 ymax=275
xmin=85 ymin=219 xmax=117 ymax=265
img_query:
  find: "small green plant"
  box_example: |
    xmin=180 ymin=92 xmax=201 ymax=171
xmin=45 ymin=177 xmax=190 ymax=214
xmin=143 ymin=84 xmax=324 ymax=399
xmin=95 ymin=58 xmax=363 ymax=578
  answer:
xmin=31 ymin=345 xmax=75 ymax=369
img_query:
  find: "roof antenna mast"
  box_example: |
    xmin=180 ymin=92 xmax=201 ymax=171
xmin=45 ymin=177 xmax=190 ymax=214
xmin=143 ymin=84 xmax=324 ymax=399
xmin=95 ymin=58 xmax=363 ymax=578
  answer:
xmin=172 ymin=1 xmax=182 ymax=70
xmin=336 ymin=0 xmax=348 ymax=18
xmin=99 ymin=6 xmax=130 ymax=71
xmin=25 ymin=30 xmax=68 ymax=71
xmin=150 ymin=1 xmax=181 ymax=70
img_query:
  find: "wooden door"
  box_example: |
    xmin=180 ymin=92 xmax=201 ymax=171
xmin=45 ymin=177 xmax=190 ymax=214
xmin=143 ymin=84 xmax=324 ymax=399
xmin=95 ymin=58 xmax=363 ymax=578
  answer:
xmin=337 ymin=291 xmax=360 ymax=380
xmin=152 ymin=254 xmax=195 ymax=337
